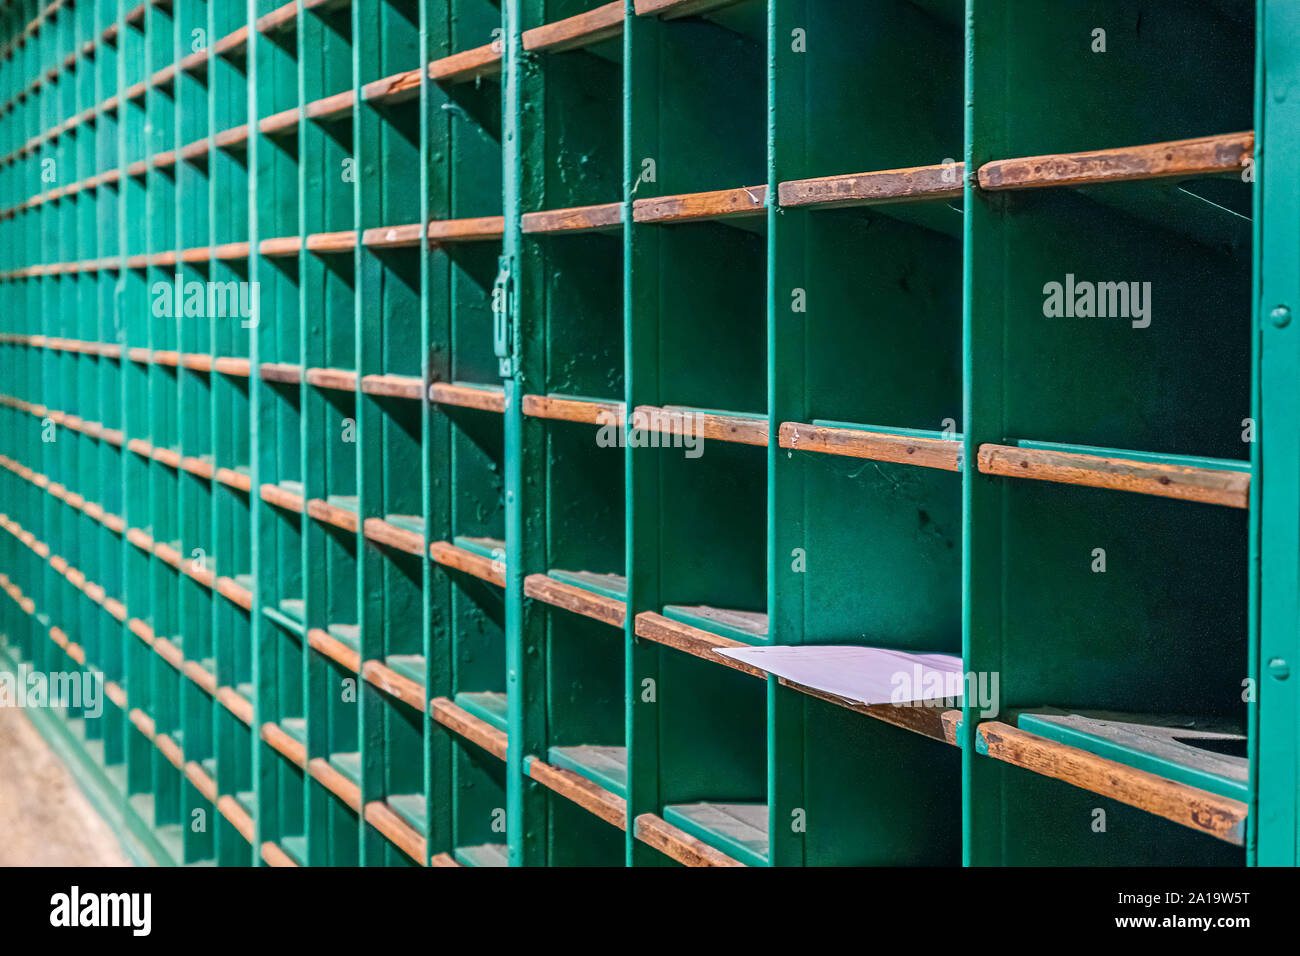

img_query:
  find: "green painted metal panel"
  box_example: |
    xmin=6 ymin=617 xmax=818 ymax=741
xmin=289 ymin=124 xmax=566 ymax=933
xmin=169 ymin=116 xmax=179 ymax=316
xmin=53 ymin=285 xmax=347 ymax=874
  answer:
xmin=0 ymin=0 xmax=1291 ymax=868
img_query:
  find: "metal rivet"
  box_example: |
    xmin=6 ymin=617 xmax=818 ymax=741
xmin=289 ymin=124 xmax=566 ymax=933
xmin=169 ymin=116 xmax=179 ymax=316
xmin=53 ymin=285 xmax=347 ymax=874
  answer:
xmin=1271 ymin=305 xmax=1292 ymax=328
xmin=1268 ymin=657 xmax=1290 ymax=680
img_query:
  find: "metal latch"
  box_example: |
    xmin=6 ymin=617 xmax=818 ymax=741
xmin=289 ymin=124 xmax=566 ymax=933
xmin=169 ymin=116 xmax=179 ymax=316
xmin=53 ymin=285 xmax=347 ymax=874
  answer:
xmin=492 ymin=256 xmax=515 ymax=378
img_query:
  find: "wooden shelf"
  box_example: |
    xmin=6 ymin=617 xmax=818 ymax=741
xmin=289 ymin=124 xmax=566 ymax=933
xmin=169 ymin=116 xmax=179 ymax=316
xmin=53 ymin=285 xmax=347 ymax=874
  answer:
xmin=522 ymin=393 xmax=623 ymax=425
xmin=430 ymin=538 xmax=507 ymax=587
xmin=522 ymin=3 xmax=625 ymax=55
xmin=525 ymin=572 xmax=626 ymax=628
xmin=364 ymin=800 xmax=426 ymax=865
xmin=431 ymin=381 xmax=506 ymax=413
xmin=976 ymin=721 xmax=1247 ymax=845
xmin=978 ymin=132 xmax=1254 ymax=192
xmin=779 ymin=162 xmax=964 ymax=210
xmin=307 ymin=625 xmax=362 ymax=673
xmin=634 ymin=0 xmax=746 ymax=18
xmin=1016 ymin=709 xmax=1248 ymax=802
xmin=547 ymin=745 xmax=628 ymax=797
xmin=360 ymin=373 xmax=422 ymax=400
xmin=309 ymin=755 xmax=362 ymax=812
xmin=453 ymin=844 xmax=508 ymax=867
xmin=661 ymin=802 xmax=767 ymax=867
xmin=633 ymin=405 xmax=767 ymax=446
xmin=362 ymin=658 xmax=427 ymax=713
xmin=633 ymin=611 xmax=766 ymax=678
xmin=522 ymin=202 xmax=623 ymax=235
xmin=305 ymin=366 xmax=358 ymax=391
xmin=430 ymin=696 xmax=508 ymax=760
xmin=632 ymin=185 xmax=768 ymax=224
xmin=307 ymin=495 xmax=360 ymax=533
xmin=779 ymin=422 xmax=962 ymax=471
xmin=977 ymin=442 xmax=1250 ymax=509
xmin=524 ymin=755 xmax=627 ymax=830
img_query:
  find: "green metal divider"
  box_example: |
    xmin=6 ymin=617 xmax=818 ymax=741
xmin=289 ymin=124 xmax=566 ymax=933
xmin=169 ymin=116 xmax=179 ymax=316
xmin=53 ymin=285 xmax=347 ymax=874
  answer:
xmin=0 ymin=0 xmax=1291 ymax=867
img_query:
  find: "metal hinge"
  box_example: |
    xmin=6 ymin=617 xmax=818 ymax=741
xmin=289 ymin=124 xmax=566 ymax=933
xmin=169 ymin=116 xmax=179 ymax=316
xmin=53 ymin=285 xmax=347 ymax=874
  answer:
xmin=492 ymin=256 xmax=515 ymax=378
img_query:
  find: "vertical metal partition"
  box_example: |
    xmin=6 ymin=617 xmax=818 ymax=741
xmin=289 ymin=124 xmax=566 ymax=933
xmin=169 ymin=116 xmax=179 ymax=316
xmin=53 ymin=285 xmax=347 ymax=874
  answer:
xmin=0 ymin=0 xmax=1291 ymax=867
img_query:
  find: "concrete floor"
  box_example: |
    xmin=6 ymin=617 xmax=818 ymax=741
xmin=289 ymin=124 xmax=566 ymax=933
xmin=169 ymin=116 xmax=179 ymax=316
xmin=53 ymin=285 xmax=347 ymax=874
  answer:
xmin=0 ymin=706 xmax=130 ymax=866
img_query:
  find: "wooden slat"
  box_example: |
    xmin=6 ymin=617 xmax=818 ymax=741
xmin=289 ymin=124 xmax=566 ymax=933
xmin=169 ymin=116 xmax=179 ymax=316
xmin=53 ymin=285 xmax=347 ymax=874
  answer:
xmin=429 ymin=43 xmax=502 ymax=84
xmin=363 ymin=517 xmax=424 ymax=556
xmin=255 ymin=0 xmax=298 ymax=35
xmin=428 ymin=215 xmax=506 ymax=243
xmin=633 ymin=185 xmax=767 ymax=224
xmin=522 ymin=2 xmax=624 ymax=54
xmin=525 ymin=573 xmax=626 ymax=627
xmin=261 ymin=842 xmax=298 ymax=867
xmin=217 ymin=795 xmax=255 ymax=843
xmin=182 ymin=660 xmax=219 ymax=695
xmin=213 ymin=124 xmax=250 ymax=150
xmin=258 ymin=234 xmax=301 ymax=257
xmin=978 ymin=721 xmax=1247 ymax=844
xmin=305 ymin=89 xmax=355 ymax=122
xmin=154 ymin=732 xmax=185 ymax=770
xmin=215 ymin=467 xmax=252 ymax=492
xmin=180 ymin=352 xmax=214 ymax=372
xmin=526 ymin=758 xmax=626 ymax=830
xmin=128 ymin=617 xmax=155 ymax=646
xmin=634 ymin=813 xmax=746 ymax=866
xmin=216 ymin=686 xmax=254 ymax=725
xmin=180 ymin=456 xmax=215 ymax=480
xmin=634 ymin=405 xmax=767 ymax=446
xmin=261 ymin=482 xmax=304 ymax=512
xmin=307 ymin=497 xmax=359 ymax=532
xmin=215 ymin=575 xmax=253 ymax=610
xmin=429 ymin=697 xmax=508 ymax=760
xmin=633 ymin=611 xmax=766 ymax=678
xmin=211 ymin=240 xmax=251 ymax=259
xmin=778 ymin=676 xmax=960 ymax=745
xmin=780 ymin=422 xmax=961 ymax=471
xmin=308 ymin=757 xmax=362 ymax=812
xmin=978 ymin=131 xmax=1255 ymax=191
xmin=184 ymin=761 xmax=218 ymax=803
xmin=305 ymin=366 xmax=357 ymax=391
xmin=307 ymin=627 xmax=360 ymax=673
xmin=261 ymin=721 xmax=307 ymax=768
xmin=522 ymin=394 xmax=622 ymax=425
xmin=362 ymin=221 xmax=424 ymax=248
xmin=360 ymin=373 xmax=422 ymax=399
xmin=360 ymin=66 xmax=421 ymax=104
xmin=258 ymin=361 xmax=302 ymax=383
xmin=362 ymin=659 xmax=427 ymax=713
xmin=305 ymin=229 xmax=357 ymax=254
xmin=211 ymin=25 xmax=248 ymax=58
xmin=430 ymin=382 xmax=505 ymax=413
xmin=635 ymin=609 xmax=959 ymax=743
xmin=634 ymin=0 xmax=744 ymax=17
xmin=429 ymin=540 xmax=506 ymax=587
xmin=364 ymin=801 xmax=427 ymax=866
xmin=779 ymin=162 xmax=964 ymax=209
xmin=128 ymin=707 xmax=155 ymax=739
xmin=153 ymin=637 xmax=185 ymax=670
xmin=977 ymin=444 xmax=1250 ymax=509
xmin=521 ymin=201 xmax=623 ymax=234
xmin=210 ymin=356 xmax=250 ymax=377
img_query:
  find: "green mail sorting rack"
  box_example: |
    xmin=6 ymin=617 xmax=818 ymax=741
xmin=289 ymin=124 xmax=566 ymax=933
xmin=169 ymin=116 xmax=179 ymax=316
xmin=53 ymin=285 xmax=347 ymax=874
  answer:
xmin=0 ymin=0 xmax=1297 ymax=867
